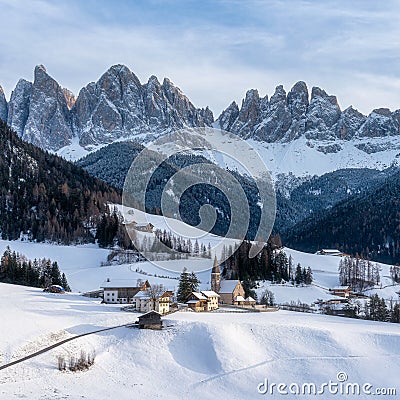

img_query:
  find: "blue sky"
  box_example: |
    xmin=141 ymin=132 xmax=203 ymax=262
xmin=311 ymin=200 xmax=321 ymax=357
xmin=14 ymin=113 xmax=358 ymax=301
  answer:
xmin=0 ymin=0 xmax=399 ymax=116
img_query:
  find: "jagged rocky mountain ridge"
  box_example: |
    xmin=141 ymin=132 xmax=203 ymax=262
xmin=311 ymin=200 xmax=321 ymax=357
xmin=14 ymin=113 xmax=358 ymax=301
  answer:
xmin=1 ymin=64 xmax=400 ymax=156
xmin=218 ymin=83 xmax=400 ymax=143
xmin=2 ymin=65 xmax=213 ymax=152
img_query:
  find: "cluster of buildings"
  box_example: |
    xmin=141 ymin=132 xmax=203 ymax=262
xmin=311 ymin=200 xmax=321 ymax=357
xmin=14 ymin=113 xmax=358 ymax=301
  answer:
xmin=100 ymin=257 xmax=256 ymax=314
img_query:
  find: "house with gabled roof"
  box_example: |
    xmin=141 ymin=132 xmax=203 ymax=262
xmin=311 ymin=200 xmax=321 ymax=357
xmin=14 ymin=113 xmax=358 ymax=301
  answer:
xmin=138 ymin=310 xmax=162 ymax=330
xmin=186 ymin=292 xmax=208 ymax=312
xmin=200 ymin=290 xmax=220 ymax=311
xmin=101 ymin=278 xmax=150 ymax=304
xmin=186 ymin=290 xmax=220 ymax=312
xmin=329 ymin=286 xmax=352 ymax=298
xmin=133 ymin=289 xmax=172 ymax=314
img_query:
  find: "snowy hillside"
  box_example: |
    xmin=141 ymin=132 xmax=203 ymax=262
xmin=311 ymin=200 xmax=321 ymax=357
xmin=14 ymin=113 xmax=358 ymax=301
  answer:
xmin=1 ymin=202 xmax=399 ymax=304
xmin=1 ymin=283 xmax=399 ymax=399
xmin=249 ymin=136 xmax=400 ymax=178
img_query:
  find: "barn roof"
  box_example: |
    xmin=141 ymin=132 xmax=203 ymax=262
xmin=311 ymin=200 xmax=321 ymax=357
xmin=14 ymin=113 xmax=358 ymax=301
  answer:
xmin=219 ymin=280 xmax=240 ymax=293
xmin=138 ymin=310 xmax=162 ymax=318
xmin=235 ymin=295 xmax=246 ymax=302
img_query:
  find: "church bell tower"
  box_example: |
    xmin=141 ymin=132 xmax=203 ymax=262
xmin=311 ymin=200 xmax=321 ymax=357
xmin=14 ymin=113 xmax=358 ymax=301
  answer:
xmin=211 ymin=255 xmax=221 ymax=293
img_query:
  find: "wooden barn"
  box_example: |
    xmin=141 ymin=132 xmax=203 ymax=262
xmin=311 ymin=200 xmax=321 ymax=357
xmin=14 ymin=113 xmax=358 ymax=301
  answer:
xmin=138 ymin=311 xmax=163 ymax=330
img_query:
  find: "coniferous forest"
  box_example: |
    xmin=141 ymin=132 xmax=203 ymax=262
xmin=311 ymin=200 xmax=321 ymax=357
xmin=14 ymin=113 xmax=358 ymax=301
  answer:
xmin=0 ymin=119 xmax=121 ymax=244
xmin=285 ymin=172 xmax=400 ymax=264
xmin=0 ymin=247 xmax=70 ymax=290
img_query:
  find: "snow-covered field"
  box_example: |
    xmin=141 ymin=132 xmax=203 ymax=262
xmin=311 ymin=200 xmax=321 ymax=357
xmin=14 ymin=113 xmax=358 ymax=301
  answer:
xmin=1 ymin=209 xmax=400 ymax=399
xmin=1 ymin=283 xmax=399 ymax=399
xmin=1 ymin=208 xmax=399 ymax=302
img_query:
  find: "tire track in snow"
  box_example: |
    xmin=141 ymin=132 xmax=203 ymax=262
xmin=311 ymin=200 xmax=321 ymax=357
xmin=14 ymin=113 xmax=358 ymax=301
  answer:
xmin=0 ymin=323 xmax=136 ymax=371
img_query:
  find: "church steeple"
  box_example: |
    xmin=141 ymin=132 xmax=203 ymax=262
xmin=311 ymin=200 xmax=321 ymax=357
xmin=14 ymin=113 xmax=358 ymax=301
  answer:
xmin=211 ymin=255 xmax=221 ymax=293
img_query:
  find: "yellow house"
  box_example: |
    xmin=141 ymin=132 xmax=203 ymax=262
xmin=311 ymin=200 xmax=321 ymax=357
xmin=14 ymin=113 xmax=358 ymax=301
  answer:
xmin=201 ymin=291 xmax=220 ymax=311
xmin=133 ymin=290 xmax=172 ymax=315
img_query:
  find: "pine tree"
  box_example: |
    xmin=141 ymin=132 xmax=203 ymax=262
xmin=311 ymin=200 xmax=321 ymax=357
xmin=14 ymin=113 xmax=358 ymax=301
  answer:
xmin=189 ymin=272 xmax=200 ymax=293
xmin=295 ymin=264 xmax=303 ymax=285
xmin=305 ymin=267 xmax=313 ymax=285
xmin=193 ymin=240 xmax=199 ymax=255
xmin=260 ymin=289 xmax=275 ymax=306
xmin=177 ymin=268 xmax=191 ymax=302
xmin=390 ymin=303 xmax=400 ymax=323
xmin=61 ymin=273 xmax=71 ymax=291
xmin=367 ymin=294 xmax=388 ymax=321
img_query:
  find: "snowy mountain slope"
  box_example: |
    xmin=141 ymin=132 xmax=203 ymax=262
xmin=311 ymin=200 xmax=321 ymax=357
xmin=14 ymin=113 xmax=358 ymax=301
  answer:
xmin=248 ymin=135 xmax=400 ymax=178
xmin=1 ymin=283 xmax=400 ymax=399
xmin=284 ymin=167 xmax=400 ymax=264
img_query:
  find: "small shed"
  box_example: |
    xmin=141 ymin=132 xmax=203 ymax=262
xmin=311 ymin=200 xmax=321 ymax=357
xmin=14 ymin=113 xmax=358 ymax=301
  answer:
xmin=316 ymin=249 xmax=345 ymax=257
xmin=138 ymin=310 xmax=162 ymax=330
xmin=234 ymin=295 xmax=246 ymax=305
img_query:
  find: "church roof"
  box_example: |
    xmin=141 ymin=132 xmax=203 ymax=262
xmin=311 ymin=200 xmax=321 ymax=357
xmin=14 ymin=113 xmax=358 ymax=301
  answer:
xmin=219 ymin=280 xmax=240 ymax=294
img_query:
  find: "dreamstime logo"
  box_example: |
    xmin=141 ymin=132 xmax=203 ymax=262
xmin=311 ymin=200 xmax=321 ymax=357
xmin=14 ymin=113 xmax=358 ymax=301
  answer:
xmin=257 ymin=372 xmax=397 ymax=396
xmin=122 ymin=127 xmax=276 ymax=272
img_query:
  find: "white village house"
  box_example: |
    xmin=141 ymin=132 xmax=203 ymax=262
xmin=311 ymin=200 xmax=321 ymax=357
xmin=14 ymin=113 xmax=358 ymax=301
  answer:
xmin=100 ymin=279 xmax=172 ymax=314
xmin=100 ymin=279 xmax=150 ymax=304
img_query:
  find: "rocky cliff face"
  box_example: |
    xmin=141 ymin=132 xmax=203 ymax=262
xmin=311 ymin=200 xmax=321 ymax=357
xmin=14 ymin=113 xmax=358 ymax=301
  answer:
xmin=3 ymin=64 xmax=214 ymax=152
xmin=2 ymin=65 xmax=400 ymax=154
xmin=218 ymin=81 xmax=400 ymax=144
xmin=0 ymin=85 xmax=7 ymax=123
xmin=7 ymin=79 xmax=32 ymax=137
xmin=22 ymin=65 xmax=73 ymax=151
